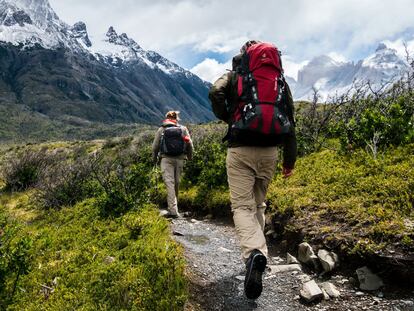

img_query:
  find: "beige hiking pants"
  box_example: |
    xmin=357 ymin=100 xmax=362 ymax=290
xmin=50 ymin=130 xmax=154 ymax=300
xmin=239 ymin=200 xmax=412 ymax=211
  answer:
xmin=161 ymin=157 xmax=184 ymax=215
xmin=226 ymin=146 xmax=278 ymax=261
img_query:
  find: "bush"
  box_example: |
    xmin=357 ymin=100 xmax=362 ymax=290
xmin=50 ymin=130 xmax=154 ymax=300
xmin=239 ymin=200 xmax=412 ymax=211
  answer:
xmin=95 ymin=161 xmax=152 ymax=217
xmin=36 ymin=155 xmax=98 ymax=209
xmin=183 ymin=124 xmax=228 ymax=189
xmin=2 ymin=149 xmax=54 ymax=192
xmin=0 ymin=211 xmax=32 ymax=309
xmin=328 ymin=86 xmax=414 ymax=154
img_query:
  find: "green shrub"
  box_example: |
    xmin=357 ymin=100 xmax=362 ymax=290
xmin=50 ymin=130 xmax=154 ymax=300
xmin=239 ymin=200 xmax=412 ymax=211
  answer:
xmin=96 ymin=162 xmax=152 ymax=217
xmin=332 ymin=93 xmax=414 ymax=152
xmin=36 ymin=155 xmax=98 ymax=209
xmin=183 ymin=124 xmax=228 ymax=189
xmin=2 ymin=149 xmax=54 ymax=192
xmin=0 ymin=211 xmax=32 ymax=309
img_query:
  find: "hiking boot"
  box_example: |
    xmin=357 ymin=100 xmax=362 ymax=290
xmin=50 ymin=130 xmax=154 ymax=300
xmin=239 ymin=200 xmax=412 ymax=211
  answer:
xmin=166 ymin=211 xmax=181 ymax=219
xmin=244 ymin=249 xmax=267 ymax=300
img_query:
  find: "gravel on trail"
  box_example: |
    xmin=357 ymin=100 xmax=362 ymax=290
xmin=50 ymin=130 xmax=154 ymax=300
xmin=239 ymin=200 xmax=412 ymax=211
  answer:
xmin=171 ymin=217 xmax=414 ymax=311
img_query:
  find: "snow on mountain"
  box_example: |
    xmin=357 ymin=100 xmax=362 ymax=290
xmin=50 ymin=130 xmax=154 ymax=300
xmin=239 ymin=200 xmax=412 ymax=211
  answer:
xmin=290 ymin=44 xmax=410 ymax=101
xmin=0 ymin=0 xmax=191 ymax=77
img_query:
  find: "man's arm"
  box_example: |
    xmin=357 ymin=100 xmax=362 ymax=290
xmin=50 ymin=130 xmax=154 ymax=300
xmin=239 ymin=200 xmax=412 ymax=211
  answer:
xmin=282 ymin=130 xmax=297 ymax=176
xmin=282 ymin=81 xmax=297 ymax=177
xmin=152 ymin=127 xmax=163 ymax=164
xmin=209 ymin=72 xmax=232 ymax=122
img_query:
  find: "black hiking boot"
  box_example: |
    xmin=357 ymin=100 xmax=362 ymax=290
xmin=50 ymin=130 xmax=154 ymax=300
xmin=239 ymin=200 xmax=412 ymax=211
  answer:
xmin=244 ymin=249 xmax=267 ymax=300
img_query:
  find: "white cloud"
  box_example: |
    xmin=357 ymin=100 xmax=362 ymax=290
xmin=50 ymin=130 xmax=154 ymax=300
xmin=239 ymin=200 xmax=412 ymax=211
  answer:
xmin=383 ymin=38 xmax=414 ymax=60
xmin=328 ymin=52 xmax=348 ymax=63
xmin=190 ymin=58 xmax=231 ymax=82
xmin=49 ymin=0 xmax=414 ymax=69
xmin=283 ymin=56 xmax=309 ymax=81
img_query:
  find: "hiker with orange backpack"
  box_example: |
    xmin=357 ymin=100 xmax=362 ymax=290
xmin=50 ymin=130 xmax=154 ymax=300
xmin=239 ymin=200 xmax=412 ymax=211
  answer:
xmin=152 ymin=111 xmax=193 ymax=218
xmin=209 ymin=40 xmax=297 ymax=299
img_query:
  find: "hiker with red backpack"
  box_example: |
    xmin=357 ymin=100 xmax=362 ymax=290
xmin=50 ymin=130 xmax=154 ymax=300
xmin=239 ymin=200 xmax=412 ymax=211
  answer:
xmin=152 ymin=111 xmax=193 ymax=218
xmin=209 ymin=40 xmax=297 ymax=299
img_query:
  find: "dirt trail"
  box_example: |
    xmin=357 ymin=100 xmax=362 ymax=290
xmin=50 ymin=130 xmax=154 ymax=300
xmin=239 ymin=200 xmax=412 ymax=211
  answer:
xmin=171 ymin=217 xmax=414 ymax=311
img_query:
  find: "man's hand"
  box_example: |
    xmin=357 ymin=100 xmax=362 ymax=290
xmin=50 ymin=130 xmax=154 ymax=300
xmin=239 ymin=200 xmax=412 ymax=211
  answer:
xmin=282 ymin=167 xmax=293 ymax=178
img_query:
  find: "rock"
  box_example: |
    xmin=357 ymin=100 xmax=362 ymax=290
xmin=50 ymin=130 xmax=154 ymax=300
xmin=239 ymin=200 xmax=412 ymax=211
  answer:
xmin=269 ymin=264 xmax=302 ymax=274
xmin=52 ymin=277 xmax=60 ymax=287
xmin=271 ymin=256 xmax=284 ymax=264
xmin=235 ymin=275 xmax=245 ymax=281
xmin=401 ymin=300 xmax=414 ymax=308
xmin=356 ymin=266 xmax=384 ymax=291
xmin=265 ymin=229 xmax=275 ymax=236
xmin=159 ymin=209 xmax=169 ymax=217
xmin=321 ymin=288 xmax=330 ymax=300
xmin=298 ymin=274 xmax=312 ymax=283
xmin=298 ymin=242 xmax=319 ymax=270
xmin=317 ymin=249 xmax=338 ymax=272
xmin=355 ymin=291 xmax=365 ymax=296
xmin=218 ymin=247 xmax=232 ymax=253
xmin=104 ymin=256 xmax=116 ymax=264
xmin=287 ymin=253 xmax=299 ymax=264
xmin=349 ymin=276 xmax=358 ymax=286
xmin=172 ymin=230 xmax=184 ymax=236
xmin=320 ymin=282 xmax=340 ymax=298
xmin=300 ymin=280 xmax=324 ymax=303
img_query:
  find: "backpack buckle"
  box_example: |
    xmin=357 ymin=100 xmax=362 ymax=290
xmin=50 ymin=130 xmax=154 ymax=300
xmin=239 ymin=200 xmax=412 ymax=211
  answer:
xmin=243 ymin=103 xmax=256 ymax=122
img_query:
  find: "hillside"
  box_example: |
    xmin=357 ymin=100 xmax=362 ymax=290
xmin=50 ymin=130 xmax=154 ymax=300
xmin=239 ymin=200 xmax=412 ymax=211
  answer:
xmin=0 ymin=0 xmax=214 ymax=139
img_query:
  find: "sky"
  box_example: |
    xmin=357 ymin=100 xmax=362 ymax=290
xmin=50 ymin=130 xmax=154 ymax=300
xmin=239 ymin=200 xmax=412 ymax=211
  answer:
xmin=49 ymin=0 xmax=414 ymax=82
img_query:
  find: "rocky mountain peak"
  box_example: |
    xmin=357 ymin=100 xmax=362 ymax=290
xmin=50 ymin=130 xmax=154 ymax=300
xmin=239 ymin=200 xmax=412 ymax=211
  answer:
xmin=376 ymin=43 xmax=387 ymax=52
xmin=0 ymin=3 xmax=33 ymax=27
xmin=71 ymin=21 xmax=92 ymax=47
xmin=105 ymin=26 xmax=141 ymax=50
xmin=106 ymin=26 xmax=117 ymax=42
xmin=12 ymin=0 xmax=60 ymax=29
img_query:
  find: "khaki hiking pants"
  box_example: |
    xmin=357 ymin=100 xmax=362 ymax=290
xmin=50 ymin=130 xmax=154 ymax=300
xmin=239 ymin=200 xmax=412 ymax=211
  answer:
xmin=161 ymin=157 xmax=184 ymax=215
xmin=226 ymin=146 xmax=278 ymax=262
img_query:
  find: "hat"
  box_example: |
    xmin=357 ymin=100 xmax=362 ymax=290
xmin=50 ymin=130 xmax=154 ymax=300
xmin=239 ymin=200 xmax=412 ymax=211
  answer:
xmin=165 ymin=111 xmax=180 ymax=121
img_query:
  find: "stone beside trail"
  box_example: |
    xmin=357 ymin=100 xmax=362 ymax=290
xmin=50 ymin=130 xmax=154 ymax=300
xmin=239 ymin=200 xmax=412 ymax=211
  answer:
xmin=171 ymin=217 xmax=414 ymax=311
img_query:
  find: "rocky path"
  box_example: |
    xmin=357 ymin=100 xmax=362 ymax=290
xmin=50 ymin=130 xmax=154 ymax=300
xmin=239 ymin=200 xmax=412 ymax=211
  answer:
xmin=171 ymin=217 xmax=414 ymax=311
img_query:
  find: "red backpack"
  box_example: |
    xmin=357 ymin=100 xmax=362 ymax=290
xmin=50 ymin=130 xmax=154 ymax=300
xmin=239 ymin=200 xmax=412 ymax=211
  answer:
xmin=229 ymin=42 xmax=293 ymax=145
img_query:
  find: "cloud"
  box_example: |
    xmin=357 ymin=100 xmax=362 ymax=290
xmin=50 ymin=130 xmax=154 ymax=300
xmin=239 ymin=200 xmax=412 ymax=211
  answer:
xmin=190 ymin=58 xmax=231 ymax=82
xmin=283 ymin=56 xmax=309 ymax=81
xmin=49 ymin=0 xmax=414 ymax=69
xmin=327 ymin=52 xmax=348 ymax=63
xmin=382 ymin=38 xmax=414 ymax=60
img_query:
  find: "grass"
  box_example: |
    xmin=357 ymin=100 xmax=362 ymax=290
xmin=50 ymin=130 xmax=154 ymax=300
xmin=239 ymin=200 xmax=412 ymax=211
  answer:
xmin=267 ymin=144 xmax=414 ymax=256
xmin=0 ymin=193 xmax=187 ymax=311
xmin=0 ymin=137 xmax=187 ymax=310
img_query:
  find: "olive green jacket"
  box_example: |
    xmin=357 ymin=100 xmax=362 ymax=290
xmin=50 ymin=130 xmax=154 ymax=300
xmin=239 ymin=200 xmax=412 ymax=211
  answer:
xmin=152 ymin=122 xmax=193 ymax=164
xmin=208 ymin=71 xmax=297 ymax=169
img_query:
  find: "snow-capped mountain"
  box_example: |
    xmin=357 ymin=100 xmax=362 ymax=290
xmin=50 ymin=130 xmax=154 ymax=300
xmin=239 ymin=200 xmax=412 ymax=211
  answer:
xmin=0 ymin=0 xmax=213 ymax=126
xmin=290 ymin=44 xmax=410 ymax=101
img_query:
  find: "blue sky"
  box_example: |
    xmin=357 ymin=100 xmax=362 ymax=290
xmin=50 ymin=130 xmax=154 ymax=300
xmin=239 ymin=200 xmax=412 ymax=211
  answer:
xmin=50 ymin=0 xmax=414 ymax=81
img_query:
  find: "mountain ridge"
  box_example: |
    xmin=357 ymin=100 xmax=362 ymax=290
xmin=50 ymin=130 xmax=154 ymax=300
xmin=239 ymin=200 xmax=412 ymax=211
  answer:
xmin=289 ymin=44 xmax=410 ymax=101
xmin=0 ymin=0 xmax=214 ymax=129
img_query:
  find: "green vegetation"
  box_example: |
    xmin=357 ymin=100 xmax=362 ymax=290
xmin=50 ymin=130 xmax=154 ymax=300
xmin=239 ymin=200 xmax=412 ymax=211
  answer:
xmin=0 ymin=103 xmax=154 ymax=144
xmin=1 ymin=67 xmax=413 ymax=308
xmin=267 ymin=145 xmax=414 ymax=255
xmin=0 ymin=137 xmax=186 ymax=311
